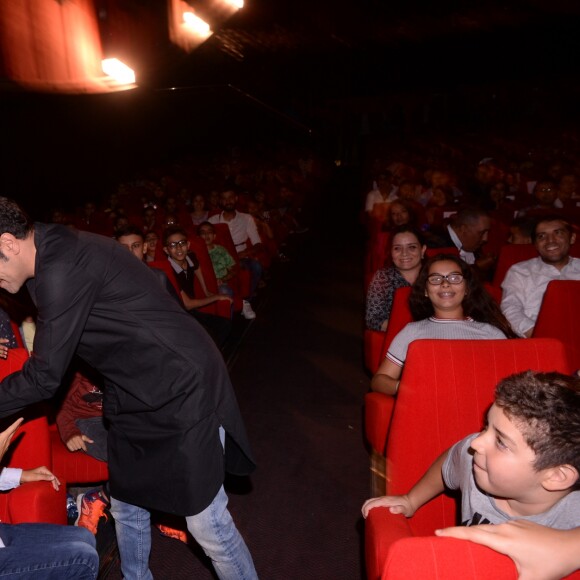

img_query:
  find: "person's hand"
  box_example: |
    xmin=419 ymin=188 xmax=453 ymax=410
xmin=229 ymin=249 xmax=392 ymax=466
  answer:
xmin=21 ymin=466 xmax=61 ymax=491
xmin=65 ymin=434 xmax=94 ymax=453
xmin=216 ymin=295 xmax=233 ymax=303
xmin=435 ymin=520 xmax=580 ymax=580
xmin=0 ymin=338 xmax=9 ymax=359
xmin=362 ymin=494 xmax=416 ymax=518
xmin=0 ymin=417 xmax=23 ymax=461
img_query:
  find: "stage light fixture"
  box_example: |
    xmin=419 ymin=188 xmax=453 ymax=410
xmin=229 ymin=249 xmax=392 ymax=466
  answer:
xmin=101 ymin=58 xmax=136 ymax=85
xmin=183 ymin=11 xmax=212 ymax=36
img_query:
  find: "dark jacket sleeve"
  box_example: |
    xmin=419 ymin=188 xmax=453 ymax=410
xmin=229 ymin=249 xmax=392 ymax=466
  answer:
xmin=0 ymin=258 xmax=101 ymax=417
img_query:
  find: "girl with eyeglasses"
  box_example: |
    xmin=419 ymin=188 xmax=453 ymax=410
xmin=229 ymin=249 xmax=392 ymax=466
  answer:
xmin=371 ymin=254 xmax=517 ymax=395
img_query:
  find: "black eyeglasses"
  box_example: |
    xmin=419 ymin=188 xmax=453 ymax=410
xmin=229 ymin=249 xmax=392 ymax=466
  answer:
xmin=427 ymin=273 xmax=464 ymax=285
xmin=166 ymin=240 xmax=188 ymax=250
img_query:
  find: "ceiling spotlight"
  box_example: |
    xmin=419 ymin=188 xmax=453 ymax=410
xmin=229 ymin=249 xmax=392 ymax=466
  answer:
xmin=102 ymin=58 xmax=135 ymax=84
xmin=183 ymin=11 xmax=211 ymax=36
xmin=226 ymin=0 xmax=244 ymax=8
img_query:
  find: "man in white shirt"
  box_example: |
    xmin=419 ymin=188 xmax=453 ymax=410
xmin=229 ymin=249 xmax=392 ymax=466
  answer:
xmin=501 ymin=216 xmax=580 ymax=337
xmin=364 ymin=171 xmax=398 ymax=213
xmin=209 ymin=190 xmax=263 ymax=319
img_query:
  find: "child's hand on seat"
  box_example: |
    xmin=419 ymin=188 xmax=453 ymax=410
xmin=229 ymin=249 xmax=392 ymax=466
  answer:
xmin=362 ymin=494 xmax=416 ymax=518
xmin=21 ymin=466 xmax=61 ymax=491
xmin=0 ymin=338 xmax=10 ymax=359
xmin=66 ymin=434 xmax=94 ymax=453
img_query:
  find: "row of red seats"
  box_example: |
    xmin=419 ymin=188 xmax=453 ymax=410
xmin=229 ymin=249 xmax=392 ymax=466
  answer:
xmin=0 ymin=349 xmax=108 ymax=525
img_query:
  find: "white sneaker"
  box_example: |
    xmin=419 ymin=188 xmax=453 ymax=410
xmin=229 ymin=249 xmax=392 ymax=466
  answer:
xmin=242 ymin=300 xmax=256 ymax=320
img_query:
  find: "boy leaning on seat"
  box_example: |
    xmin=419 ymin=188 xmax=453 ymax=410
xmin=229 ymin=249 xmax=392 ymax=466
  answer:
xmin=363 ymin=370 xmax=580 ymax=531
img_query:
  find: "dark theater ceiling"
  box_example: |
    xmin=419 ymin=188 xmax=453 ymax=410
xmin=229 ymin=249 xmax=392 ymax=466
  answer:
xmin=159 ymin=0 xmax=580 ymax=92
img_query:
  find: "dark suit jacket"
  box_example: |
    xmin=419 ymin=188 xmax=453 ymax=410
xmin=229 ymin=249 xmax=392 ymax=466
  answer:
xmin=0 ymin=223 xmax=255 ymax=515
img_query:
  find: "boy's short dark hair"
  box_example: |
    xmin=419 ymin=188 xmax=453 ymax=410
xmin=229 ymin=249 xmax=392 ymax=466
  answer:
xmin=114 ymin=225 xmax=145 ymax=240
xmin=0 ymin=198 xmax=32 ymax=239
xmin=197 ymin=221 xmax=215 ymax=235
xmin=163 ymin=225 xmax=188 ymax=246
xmin=495 ymin=371 xmax=580 ymax=474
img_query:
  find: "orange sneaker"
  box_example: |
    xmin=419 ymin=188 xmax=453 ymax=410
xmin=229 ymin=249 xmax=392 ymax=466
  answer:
xmin=156 ymin=524 xmax=188 ymax=544
xmin=75 ymin=490 xmax=109 ymax=535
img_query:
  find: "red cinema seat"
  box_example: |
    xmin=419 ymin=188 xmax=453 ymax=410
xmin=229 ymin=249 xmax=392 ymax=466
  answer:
xmin=492 ymin=244 xmax=538 ymax=288
xmin=0 ymin=348 xmax=66 ymax=524
xmin=365 ymin=338 xmax=572 ymax=580
xmin=364 ymin=286 xmax=412 ymax=494
xmin=425 ymin=246 xmax=460 ymax=259
xmin=49 ymin=428 xmax=109 ymax=487
xmin=533 ymin=280 xmax=580 ymax=370
xmin=382 ymin=536 xmax=523 ymax=580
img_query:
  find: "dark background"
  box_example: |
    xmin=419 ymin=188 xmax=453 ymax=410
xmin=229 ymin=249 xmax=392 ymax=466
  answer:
xmin=2 ymin=0 xmax=580 ymax=215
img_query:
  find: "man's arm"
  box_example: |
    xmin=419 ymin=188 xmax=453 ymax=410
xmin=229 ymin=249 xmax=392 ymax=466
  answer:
xmin=0 ymin=261 xmax=99 ymax=417
xmin=500 ymin=268 xmax=535 ymax=337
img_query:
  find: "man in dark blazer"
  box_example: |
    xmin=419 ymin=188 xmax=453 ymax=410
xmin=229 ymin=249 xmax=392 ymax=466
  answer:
xmin=0 ymin=198 xmax=258 ymax=580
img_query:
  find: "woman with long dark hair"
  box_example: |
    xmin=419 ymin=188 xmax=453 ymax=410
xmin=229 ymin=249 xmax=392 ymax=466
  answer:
xmin=371 ymin=254 xmax=517 ymax=395
xmin=366 ymin=226 xmax=426 ymax=331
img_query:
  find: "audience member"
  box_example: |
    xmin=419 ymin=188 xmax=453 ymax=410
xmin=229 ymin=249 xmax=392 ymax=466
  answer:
xmin=189 ymin=194 xmax=209 ymax=227
xmin=365 ymin=171 xmax=398 ymax=218
xmin=209 ymin=190 xmax=262 ymax=319
xmin=366 ymin=226 xmax=426 ymax=331
xmin=427 ymin=207 xmax=496 ymax=276
xmin=144 ymin=230 xmax=160 ymax=262
xmin=371 ymin=254 xmax=515 ymax=395
xmin=556 ymin=173 xmax=580 ymax=208
xmin=197 ymin=222 xmax=238 ymax=299
xmin=501 ymin=215 xmax=580 ymax=337
xmin=363 ymin=371 xmax=580 ymax=535
xmin=382 ymin=199 xmax=419 ymax=231
xmin=507 ymin=216 xmax=534 ymax=245
xmin=517 ymin=179 xmax=559 ymax=217
xmin=163 ymin=226 xmax=232 ymax=347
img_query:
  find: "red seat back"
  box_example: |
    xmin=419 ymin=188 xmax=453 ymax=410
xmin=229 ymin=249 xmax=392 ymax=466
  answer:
xmin=375 ymin=286 xmax=413 ymax=371
xmin=424 ymin=246 xmax=459 ymax=259
xmin=533 ymin=280 xmax=580 ymax=369
xmin=386 ymin=338 xmax=571 ymax=537
xmin=492 ymin=243 xmax=538 ymax=287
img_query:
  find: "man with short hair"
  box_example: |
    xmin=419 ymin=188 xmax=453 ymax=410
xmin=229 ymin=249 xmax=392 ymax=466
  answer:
xmin=0 ymin=198 xmax=257 ymax=580
xmin=428 ymin=207 xmax=492 ymax=267
xmin=501 ymin=216 xmax=580 ymax=337
xmin=209 ymin=190 xmax=261 ymax=319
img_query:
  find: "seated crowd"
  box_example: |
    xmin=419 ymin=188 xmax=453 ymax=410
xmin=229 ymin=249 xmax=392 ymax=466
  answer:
xmin=363 ymin=145 xmax=580 ymax=578
xmin=0 ymin=142 xmax=322 ymax=577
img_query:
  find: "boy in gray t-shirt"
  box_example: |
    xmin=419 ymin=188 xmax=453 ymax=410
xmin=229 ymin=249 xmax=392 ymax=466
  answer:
xmin=362 ymin=370 xmax=580 ymax=531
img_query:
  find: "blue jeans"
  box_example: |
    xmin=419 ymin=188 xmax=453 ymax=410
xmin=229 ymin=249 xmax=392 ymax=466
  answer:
xmin=0 ymin=523 xmax=98 ymax=578
xmin=111 ymin=488 xmax=257 ymax=580
xmin=110 ymin=428 xmax=257 ymax=580
xmin=239 ymin=258 xmax=262 ymax=300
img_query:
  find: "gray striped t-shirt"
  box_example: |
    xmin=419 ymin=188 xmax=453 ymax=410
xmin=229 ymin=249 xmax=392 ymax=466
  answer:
xmin=386 ymin=317 xmax=506 ymax=366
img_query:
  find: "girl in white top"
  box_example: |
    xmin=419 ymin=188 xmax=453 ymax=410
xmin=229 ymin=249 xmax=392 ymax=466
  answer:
xmin=371 ymin=254 xmax=517 ymax=395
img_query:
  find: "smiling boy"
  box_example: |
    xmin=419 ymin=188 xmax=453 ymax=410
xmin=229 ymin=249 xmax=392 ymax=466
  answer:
xmin=363 ymin=371 xmax=580 ymax=529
